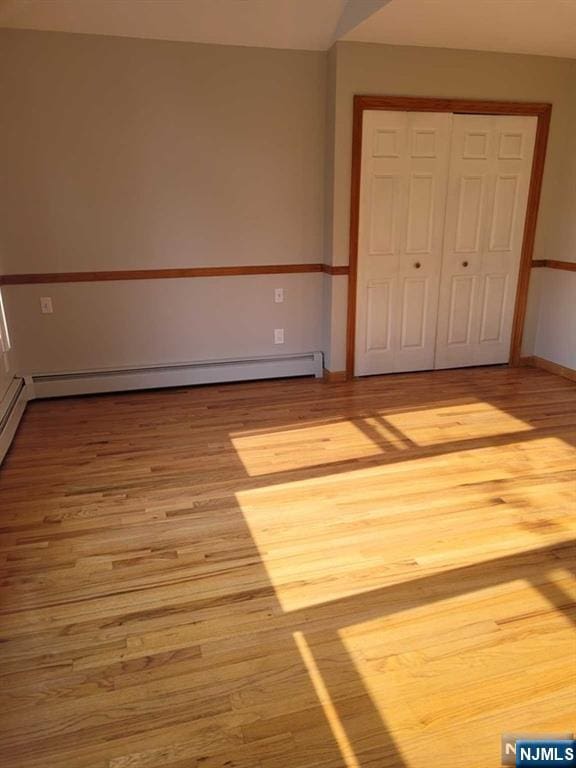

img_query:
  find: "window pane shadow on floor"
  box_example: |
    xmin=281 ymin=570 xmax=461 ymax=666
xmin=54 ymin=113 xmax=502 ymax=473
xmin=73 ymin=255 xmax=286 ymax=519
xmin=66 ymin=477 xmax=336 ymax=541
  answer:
xmin=536 ymin=577 xmax=576 ymax=627
xmin=293 ymin=630 xmax=410 ymax=768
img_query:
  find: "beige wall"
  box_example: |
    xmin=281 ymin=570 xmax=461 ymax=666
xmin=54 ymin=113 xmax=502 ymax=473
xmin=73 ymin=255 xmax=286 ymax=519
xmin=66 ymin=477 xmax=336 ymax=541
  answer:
xmin=0 ymin=29 xmax=327 ymax=374
xmin=0 ymin=31 xmax=574 ymax=379
xmin=528 ymin=88 xmax=576 ymax=370
xmin=0 ymin=29 xmax=326 ymax=272
xmin=321 ymin=45 xmax=344 ymax=370
xmin=324 ymin=41 xmax=576 ymax=369
xmin=328 ymin=41 xmax=576 ymax=267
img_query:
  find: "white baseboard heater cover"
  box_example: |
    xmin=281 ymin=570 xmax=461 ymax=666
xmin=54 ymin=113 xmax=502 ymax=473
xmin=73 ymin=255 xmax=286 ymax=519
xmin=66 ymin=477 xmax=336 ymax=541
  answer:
xmin=0 ymin=378 xmax=29 ymax=464
xmin=30 ymin=352 xmax=324 ymax=398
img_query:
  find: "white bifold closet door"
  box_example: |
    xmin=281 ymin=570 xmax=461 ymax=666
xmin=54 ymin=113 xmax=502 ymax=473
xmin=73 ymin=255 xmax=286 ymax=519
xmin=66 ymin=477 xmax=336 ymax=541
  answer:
xmin=434 ymin=114 xmax=537 ymax=368
xmin=355 ymin=110 xmax=537 ymax=376
xmin=355 ymin=110 xmax=453 ymax=376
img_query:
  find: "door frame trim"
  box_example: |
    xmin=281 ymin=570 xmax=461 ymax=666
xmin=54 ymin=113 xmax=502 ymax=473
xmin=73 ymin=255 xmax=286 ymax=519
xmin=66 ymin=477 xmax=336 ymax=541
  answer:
xmin=346 ymin=95 xmax=552 ymax=378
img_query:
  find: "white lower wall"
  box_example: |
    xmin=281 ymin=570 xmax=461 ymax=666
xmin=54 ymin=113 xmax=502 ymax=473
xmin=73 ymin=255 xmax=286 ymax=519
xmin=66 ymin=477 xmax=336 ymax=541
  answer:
xmin=0 ymin=288 xmax=16 ymax=401
xmin=0 ymin=378 xmax=29 ymax=465
xmin=0 ymin=354 xmax=15 ymax=401
xmin=521 ymin=269 xmax=543 ymax=358
xmin=533 ymin=268 xmax=576 ymax=369
xmin=4 ymin=274 xmax=323 ymax=374
xmin=322 ymin=274 xmax=348 ymax=372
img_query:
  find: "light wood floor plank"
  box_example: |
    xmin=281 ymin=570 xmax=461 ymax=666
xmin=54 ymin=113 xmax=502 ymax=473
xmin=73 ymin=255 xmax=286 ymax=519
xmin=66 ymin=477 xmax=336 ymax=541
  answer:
xmin=1 ymin=367 xmax=574 ymax=768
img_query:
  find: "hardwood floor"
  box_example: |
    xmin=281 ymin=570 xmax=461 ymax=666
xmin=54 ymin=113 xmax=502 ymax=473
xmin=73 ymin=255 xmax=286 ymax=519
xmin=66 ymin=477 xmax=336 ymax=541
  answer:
xmin=0 ymin=366 xmax=574 ymax=768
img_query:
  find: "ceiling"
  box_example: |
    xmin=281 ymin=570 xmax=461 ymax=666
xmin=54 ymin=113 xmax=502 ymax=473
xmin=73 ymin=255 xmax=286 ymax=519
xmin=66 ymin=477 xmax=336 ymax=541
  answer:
xmin=0 ymin=0 xmax=575 ymax=58
xmin=344 ymin=0 xmax=576 ymax=59
xmin=0 ymin=0 xmax=388 ymax=51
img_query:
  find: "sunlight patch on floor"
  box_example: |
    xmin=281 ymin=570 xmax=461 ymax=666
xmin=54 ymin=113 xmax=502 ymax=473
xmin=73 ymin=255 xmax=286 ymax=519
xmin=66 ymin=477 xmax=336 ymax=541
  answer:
xmin=230 ymin=419 xmax=384 ymax=476
xmin=335 ymin=579 xmax=576 ymax=768
xmin=379 ymin=401 xmax=535 ymax=445
xmin=235 ymin=434 xmax=575 ymax=613
xmin=230 ymin=400 xmax=537 ymax=477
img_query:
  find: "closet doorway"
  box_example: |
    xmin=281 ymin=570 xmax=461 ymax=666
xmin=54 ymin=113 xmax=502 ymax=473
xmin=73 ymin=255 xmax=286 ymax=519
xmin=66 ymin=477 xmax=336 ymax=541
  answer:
xmin=347 ymin=97 xmax=551 ymax=378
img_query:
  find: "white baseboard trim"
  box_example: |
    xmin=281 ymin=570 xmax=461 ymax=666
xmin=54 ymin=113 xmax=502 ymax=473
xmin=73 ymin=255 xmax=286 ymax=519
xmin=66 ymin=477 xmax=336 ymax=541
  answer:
xmin=30 ymin=352 xmax=324 ymax=398
xmin=0 ymin=378 xmax=31 ymax=465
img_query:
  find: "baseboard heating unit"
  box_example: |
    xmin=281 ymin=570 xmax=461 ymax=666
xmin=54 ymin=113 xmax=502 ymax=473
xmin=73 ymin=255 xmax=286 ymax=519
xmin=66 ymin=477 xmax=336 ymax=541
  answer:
xmin=0 ymin=353 xmax=323 ymax=464
xmin=29 ymin=352 xmax=324 ymax=399
xmin=0 ymin=377 xmax=30 ymax=464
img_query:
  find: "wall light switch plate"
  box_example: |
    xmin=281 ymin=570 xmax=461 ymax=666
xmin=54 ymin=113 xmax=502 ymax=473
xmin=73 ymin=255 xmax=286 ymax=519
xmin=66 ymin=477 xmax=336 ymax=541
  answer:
xmin=274 ymin=328 xmax=284 ymax=344
xmin=40 ymin=297 xmax=53 ymax=314
xmin=274 ymin=288 xmax=284 ymax=303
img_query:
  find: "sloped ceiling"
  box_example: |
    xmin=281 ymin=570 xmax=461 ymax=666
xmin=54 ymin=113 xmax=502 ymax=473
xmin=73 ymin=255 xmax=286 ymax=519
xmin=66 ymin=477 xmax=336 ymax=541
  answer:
xmin=0 ymin=0 xmax=574 ymax=58
xmin=0 ymin=0 xmax=389 ymax=50
xmin=344 ymin=0 xmax=576 ymax=59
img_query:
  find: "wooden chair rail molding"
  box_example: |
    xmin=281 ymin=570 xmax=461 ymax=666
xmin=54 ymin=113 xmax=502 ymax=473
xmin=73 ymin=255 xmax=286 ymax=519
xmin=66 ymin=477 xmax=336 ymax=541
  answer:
xmin=0 ymin=263 xmax=350 ymax=285
xmin=322 ymin=264 xmax=350 ymax=275
xmin=531 ymin=259 xmax=576 ymax=271
xmin=1 ymin=260 xmax=572 ymax=285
